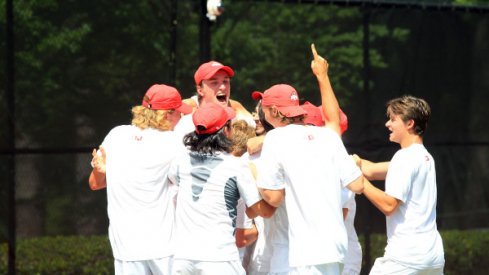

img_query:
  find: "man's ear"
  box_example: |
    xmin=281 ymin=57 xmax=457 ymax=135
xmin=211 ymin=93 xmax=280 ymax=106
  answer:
xmin=224 ymin=124 xmax=233 ymax=138
xmin=406 ymin=119 xmax=415 ymax=130
xmin=271 ymin=106 xmax=282 ymax=118
xmin=196 ymin=84 xmax=204 ymax=97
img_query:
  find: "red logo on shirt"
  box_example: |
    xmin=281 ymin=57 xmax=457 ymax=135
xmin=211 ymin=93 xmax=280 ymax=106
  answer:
xmin=425 ymin=155 xmax=429 ymax=161
xmin=134 ymin=136 xmax=143 ymax=141
xmin=308 ymin=134 xmax=314 ymax=140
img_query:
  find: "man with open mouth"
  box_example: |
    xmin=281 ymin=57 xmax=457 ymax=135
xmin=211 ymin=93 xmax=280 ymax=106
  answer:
xmin=174 ymin=60 xmax=255 ymax=136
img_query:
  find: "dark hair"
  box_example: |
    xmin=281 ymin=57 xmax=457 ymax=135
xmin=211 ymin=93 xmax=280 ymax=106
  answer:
xmin=386 ymin=95 xmax=431 ymax=136
xmin=183 ymin=121 xmax=233 ymax=155
xmin=257 ymin=102 xmax=275 ymax=132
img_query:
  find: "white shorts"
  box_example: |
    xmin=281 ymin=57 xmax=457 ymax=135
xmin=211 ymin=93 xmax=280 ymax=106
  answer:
xmin=342 ymin=265 xmax=361 ymax=275
xmin=114 ymin=256 xmax=173 ymax=275
xmin=289 ymin=262 xmax=343 ymax=275
xmin=369 ymin=257 xmax=444 ymax=275
xmin=172 ymin=259 xmax=245 ymax=275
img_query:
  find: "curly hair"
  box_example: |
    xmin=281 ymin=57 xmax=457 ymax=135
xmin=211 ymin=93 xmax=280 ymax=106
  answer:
xmin=131 ymin=105 xmax=173 ymax=131
xmin=230 ymin=120 xmax=256 ymax=157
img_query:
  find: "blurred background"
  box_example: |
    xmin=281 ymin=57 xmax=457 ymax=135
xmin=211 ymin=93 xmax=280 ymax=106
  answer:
xmin=1 ymin=0 xmax=489 ymax=273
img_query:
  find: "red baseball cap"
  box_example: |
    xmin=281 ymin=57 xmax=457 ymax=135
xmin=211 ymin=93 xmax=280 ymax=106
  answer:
xmin=251 ymin=84 xmax=306 ymax=118
xmin=142 ymin=84 xmax=193 ymax=114
xmin=301 ymin=101 xmax=324 ymax=127
xmin=319 ymin=105 xmax=349 ymax=135
xmin=192 ymin=102 xmax=236 ymax=134
xmin=194 ymin=61 xmax=234 ymax=85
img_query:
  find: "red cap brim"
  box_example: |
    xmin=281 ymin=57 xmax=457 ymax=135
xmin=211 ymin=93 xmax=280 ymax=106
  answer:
xmin=251 ymin=91 xmax=263 ymax=101
xmin=196 ymin=66 xmax=234 ymax=85
xmin=276 ymin=105 xmax=306 ymax=118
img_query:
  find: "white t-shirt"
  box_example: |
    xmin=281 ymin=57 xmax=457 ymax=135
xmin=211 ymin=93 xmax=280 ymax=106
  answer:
xmin=268 ymin=204 xmax=290 ymax=273
xmin=173 ymin=114 xmax=194 ymax=137
xmin=383 ymin=143 xmax=445 ymax=269
xmin=342 ymin=191 xmax=362 ymax=274
xmin=169 ymin=151 xmax=262 ymax=262
xmin=236 ymin=198 xmax=254 ymax=263
xmin=256 ymin=124 xmax=362 ymax=267
xmin=101 ymin=125 xmax=184 ymax=261
xmin=247 ymin=152 xmax=290 ymax=273
xmin=245 ymin=151 xmax=274 ymax=274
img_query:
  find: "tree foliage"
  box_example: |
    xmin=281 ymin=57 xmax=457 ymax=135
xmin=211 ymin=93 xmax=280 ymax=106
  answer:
xmin=1 ymin=0 xmax=488 ymax=239
xmin=211 ymin=2 xmax=408 ymax=108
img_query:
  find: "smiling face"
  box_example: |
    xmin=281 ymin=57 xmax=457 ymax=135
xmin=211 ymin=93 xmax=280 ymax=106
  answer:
xmin=197 ymin=70 xmax=231 ymax=108
xmin=253 ymin=104 xmax=265 ymax=136
xmin=385 ymin=113 xmax=411 ymax=145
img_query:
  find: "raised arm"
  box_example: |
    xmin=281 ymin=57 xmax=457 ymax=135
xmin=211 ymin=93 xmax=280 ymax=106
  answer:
xmin=311 ymin=43 xmax=341 ymax=135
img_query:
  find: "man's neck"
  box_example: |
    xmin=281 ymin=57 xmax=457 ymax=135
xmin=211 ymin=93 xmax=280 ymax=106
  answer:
xmin=400 ymin=134 xmax=423 ymax=148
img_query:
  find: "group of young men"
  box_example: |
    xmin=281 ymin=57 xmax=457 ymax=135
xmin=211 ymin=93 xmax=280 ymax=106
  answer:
xmin=89 ymin=44 xmax=445 ymax=275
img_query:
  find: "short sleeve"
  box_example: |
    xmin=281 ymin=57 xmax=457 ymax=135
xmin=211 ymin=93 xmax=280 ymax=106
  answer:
xmin=385 ymin=150 xmax=413 ymax=202
xmin=255 ymin=132 xmax=285 ymax=190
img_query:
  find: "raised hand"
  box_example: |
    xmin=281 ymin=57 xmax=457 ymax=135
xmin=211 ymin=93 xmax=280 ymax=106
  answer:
xmin=311 ymin=43 xmax=329 ymax=77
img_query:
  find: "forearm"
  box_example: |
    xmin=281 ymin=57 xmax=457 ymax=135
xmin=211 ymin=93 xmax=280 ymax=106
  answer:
xmin=249 ymin=199 xmax=277 ymax=218
xmin=318 ymin=74 xmax=341 ymax=133
xmin=258 ymin=188 xmax=284 ymax=208
xmin=88 ymin=169 xmax=107 ymax=190
xmin=360 ymin=160 xmax=389 ymax=181
xmin=362 ymin=179 xmax=398 ymax=216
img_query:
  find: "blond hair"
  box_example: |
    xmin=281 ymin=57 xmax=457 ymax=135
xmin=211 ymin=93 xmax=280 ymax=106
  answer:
xmin=231 ymin=120 xmax=256 ymax=157
xmin=131 ymin=105 xmax=173 ymax=131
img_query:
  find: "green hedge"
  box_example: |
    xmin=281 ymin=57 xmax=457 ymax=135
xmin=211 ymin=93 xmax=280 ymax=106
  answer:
xmin=1 ymin=230 xmax=488 ymax=274
xmin=361 ymin=230 xmax=489 ymax=275
xmin=0 ymin=235 xmax=113 ymax=274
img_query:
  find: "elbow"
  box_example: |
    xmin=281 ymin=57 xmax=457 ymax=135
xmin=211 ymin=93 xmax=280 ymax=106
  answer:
xmin=265 ymin=197 xmax=283 ymax=209
xmin=349 ymin=176 xmax=365 ymax=194
xmin=89 ymin=177 xmax=106 ymax=190
xmin=382 ymin=203 xmax=398 ymax=216
xmin=260 ymin=189 xmax=284 ymax=208
xmin=89 ymin=182 xmax=105 ymax=191
xmin=354 ymin=185 xmax=364 ymax=195
xmin=383 ymin=207 xmax=396 ymax=216
xmin=260 ymin=209 xmax=274 ymax=219
xmin=383 ymin=209 xmax=395 ymax=216
xmin=235 ymin=239 xmax=246 ymax=248
xmin=253 ymin=200 xmax=277 ymax=219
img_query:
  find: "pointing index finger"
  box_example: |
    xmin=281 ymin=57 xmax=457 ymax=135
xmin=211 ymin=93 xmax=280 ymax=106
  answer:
xmin=311 ymin=43 xmax=319 ymax=60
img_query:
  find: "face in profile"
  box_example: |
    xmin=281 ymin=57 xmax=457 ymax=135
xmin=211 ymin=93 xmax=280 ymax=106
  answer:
xmin=385 ymin=113 xmax=409 ymax=144
xmin=253 ymin=105 xmax=265 ymax=136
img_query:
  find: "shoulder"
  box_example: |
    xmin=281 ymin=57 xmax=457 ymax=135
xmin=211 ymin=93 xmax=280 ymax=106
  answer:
xmin=394 ymin=144 xmax=427 ymax=159
xmin=182 ymin=97 xmax=198 ymax=109
xmin=230 ymin=100 xmax=252 ymax=118
xmin=107 ymin=125 xmax=134 ymax=136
